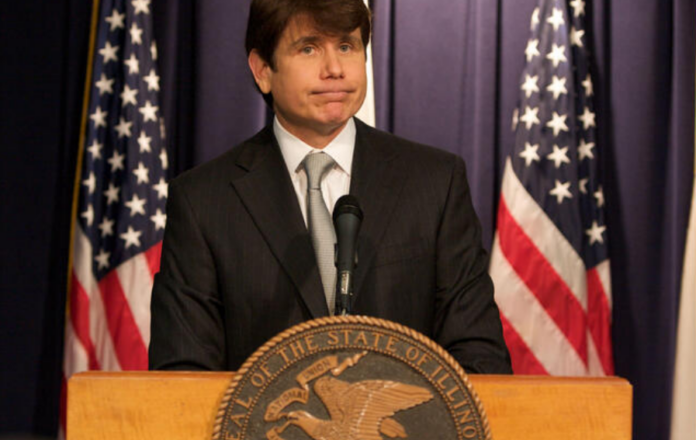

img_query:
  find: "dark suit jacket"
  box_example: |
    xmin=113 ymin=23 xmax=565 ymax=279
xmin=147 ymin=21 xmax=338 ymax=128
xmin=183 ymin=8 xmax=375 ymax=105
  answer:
xmin=149 ymin=119 xmax=511 ymax=374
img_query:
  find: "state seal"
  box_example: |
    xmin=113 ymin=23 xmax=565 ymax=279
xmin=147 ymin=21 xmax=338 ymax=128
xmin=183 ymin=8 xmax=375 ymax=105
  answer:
xmin=212 ymin=316 xmax=491 ymax=440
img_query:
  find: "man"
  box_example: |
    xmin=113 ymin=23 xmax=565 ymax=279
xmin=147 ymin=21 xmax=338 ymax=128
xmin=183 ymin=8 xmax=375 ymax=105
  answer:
xmin=149 ymin=0 xmax=512 ymax=374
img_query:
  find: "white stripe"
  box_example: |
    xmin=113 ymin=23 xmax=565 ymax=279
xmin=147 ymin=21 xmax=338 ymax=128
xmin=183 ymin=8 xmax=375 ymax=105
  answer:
xmin=595 ymin=259 xmax=613 ymax=309
xmin=501 ymin=158 xmax=588 ymax=310
xmin=586 ymin=332 xmax=605 ymax=376
xmin=115 ymin=253 xmax=154 ymax=347
xmin=354 ymin=0 xmax=375 ymax=126
xmin=63 ymin=319 xmax=89 ymax=377
xmin=670 ymin=174 xmax=696 ymax=440
xmin=73 ymin=225 xmax=121 ymax=371
xmin=491 ymin=235 xmax=587 ymax=375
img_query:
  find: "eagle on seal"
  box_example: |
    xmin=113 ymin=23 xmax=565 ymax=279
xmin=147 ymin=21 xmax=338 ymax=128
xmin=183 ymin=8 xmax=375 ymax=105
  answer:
xmin=280 ymin=376 xmax=433 ymax=439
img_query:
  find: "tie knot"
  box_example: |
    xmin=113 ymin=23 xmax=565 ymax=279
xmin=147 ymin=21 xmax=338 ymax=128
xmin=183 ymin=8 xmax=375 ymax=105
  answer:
xmin=303 ymin=152 xmax=335 ymax=189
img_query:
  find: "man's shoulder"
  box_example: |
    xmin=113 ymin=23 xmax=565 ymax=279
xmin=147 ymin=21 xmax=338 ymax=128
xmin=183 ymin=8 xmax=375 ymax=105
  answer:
xmin=169 ymin=125 xmax=276 ymax=192
xmin=355 ymin=118 xmax=462 ymax=169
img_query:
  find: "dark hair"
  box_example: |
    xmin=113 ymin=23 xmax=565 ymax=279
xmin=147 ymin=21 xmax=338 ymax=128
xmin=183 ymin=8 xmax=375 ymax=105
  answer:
xmin=245 ymin=0 xmax=372 ymax=106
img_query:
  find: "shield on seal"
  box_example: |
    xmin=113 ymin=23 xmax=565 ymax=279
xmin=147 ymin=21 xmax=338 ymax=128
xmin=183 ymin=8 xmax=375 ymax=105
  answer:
xmin=212 ymin=316 xmax=492 ymax=440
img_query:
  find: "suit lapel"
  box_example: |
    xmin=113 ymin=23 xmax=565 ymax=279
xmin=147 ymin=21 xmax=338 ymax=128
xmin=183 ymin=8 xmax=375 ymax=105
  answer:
xmin=350 ymin=120 xmax=406 ymax=301
xmin=231 ymin=127 xmax=329 ymax=318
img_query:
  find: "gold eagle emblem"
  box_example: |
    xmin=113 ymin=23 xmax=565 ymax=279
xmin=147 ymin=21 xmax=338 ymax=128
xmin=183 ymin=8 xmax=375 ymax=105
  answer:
xmin=273 ymin=375 xmax=433 ymax=440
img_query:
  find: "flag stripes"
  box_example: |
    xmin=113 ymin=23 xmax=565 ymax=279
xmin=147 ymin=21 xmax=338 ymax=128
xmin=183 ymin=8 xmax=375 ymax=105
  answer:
xmin=489 ymin=0 xmax=613 ymax=376
xmin=491 ymin=161 xmax=612 ymax=375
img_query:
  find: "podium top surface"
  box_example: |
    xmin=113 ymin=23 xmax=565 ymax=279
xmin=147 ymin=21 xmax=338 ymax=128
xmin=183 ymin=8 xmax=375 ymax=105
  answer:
xmin=68 ymin=372 xmax=632 ymax=440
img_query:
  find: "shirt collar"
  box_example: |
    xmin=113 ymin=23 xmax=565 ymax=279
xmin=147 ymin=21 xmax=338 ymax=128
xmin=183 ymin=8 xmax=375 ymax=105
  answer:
xmin=274 ymin=116 xmax=355 ymax=177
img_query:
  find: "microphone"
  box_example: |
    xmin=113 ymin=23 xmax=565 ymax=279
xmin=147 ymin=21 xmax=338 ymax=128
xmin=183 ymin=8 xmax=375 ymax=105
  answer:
xmin=333 ymin=195 xmax=363 ymax=316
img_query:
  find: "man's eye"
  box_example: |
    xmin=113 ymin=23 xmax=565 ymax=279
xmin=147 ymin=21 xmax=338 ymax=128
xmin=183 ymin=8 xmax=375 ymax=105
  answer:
xmin=339 ymin=44 xmax=352 ymax=53
xmin=301 ymin=46 xmax=314 ymax=54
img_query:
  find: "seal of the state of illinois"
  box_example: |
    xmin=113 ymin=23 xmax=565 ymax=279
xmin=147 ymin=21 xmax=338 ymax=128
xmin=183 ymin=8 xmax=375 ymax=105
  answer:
xmin=212 ymin=316 xmax=492 ymax=440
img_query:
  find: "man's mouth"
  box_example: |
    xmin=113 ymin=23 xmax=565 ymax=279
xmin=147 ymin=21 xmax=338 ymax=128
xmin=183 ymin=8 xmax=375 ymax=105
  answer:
xmin=312 ymin=90 xmax=352 ymax=100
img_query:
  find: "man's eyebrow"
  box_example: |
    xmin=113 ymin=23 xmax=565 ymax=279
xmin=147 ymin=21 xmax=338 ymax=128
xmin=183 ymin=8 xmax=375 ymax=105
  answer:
xmin=290 ymin=35 xmax=322 ymax=48
xmin=290 ymin=34 xmax=363 ymax=48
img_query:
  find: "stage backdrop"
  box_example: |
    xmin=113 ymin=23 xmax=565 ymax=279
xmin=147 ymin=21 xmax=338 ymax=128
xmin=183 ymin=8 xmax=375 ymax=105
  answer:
xmin=0 ymin=1 xmax=693 ymax=440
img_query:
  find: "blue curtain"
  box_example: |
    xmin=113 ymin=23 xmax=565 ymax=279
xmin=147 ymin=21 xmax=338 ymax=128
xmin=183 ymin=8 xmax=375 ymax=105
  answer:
xmin=0 ymin=0 xmax=693 ymax=438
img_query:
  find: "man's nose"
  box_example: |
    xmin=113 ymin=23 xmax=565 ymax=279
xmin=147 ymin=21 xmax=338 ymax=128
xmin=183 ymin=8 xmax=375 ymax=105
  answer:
xmin=321 ymin=48 xmax=344 ymax=79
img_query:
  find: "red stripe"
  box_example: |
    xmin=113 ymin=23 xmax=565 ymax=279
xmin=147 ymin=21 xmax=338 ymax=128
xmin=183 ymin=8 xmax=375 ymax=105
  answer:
xmin=500 ymin=313 xmax=549 ymax=374
xmin=70 ymin=273 xmax=101 ymax=370
xmin=497 ymin=197 xmax=588 ymax=364
xmin=98 ymin=270 xmax=148 ymax=370
xmin=586 ymin=268 xmax=614 ymax=374
xmin=144 ymin=241 xmax=162 ymax=277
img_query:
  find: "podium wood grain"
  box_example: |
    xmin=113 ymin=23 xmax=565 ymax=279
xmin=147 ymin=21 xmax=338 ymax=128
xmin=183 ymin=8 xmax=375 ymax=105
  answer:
xmin=67 ymin=372 xmax=632 ymax=439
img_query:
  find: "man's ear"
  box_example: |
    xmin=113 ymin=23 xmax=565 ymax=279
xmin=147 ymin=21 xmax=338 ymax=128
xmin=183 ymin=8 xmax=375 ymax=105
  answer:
xmin=248 ymin=49 xmax=272 ymax=94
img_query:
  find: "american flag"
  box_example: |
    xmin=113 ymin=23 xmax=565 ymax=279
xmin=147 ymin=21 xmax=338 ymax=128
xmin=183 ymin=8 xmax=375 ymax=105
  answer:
xmin=61 ymin=0 xmax=166 ymax=429
xmin=489 ymin=0 xmax=613 ymax=375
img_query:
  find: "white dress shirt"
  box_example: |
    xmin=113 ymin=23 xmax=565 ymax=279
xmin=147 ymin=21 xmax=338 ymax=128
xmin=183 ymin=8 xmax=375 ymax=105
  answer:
xmin=274 ymin=117 xmax=355 ymax=226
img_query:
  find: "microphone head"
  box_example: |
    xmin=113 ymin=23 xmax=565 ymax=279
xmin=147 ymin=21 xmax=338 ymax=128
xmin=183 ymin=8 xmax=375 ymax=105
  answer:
xmin=333 ymin=195 xmax=363 ymax=222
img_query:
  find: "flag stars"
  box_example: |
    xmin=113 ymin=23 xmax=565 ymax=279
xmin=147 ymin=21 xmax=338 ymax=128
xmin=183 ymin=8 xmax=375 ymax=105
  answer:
xmin=82 ymin=172 xmax=96 ymax=194
xmin=570 ymin=27 xmax=585 ymax=48
xmin=546 ymin=44 xmax=567 ymax=68
xmin=546 ymin=76 xmax=568 ymax=100
xmin=578 ymin=107 xmax=596 ymax=130
xmin=525 ymin=39 xmax=541 ymax=62
xmin=150 ymin=41 xmax=158 ymax=60
xmin=585 ymin=221 xmax=606 ymax=245
xmin=520 ymin=106 xmax=541 ymax=130
xmin=519 ymin=143 xmax=541 ymax=166
xmin=578 ymin=139 xmax=595 ymax=160
xmin=150 ymin=209 xmax=167 ymax=230
xmin=521 ymin=74 xmax=540 ymax=98
xmin=87 ymin=140 xmax=103 ymax=159
xmin=570 ymin=0 xmax=586 ymax=17
xmin=103 ymin=182 xmax=120 ymax=204
xmin=105 ymin=8 xmax=125 ymax=31
xmin=546 ymin=112 xmax=569 ymax=137
xmin=132 ymin=0 xmax=151 ymax=15
xmin=98 ymin=217 xmax=115 ymax=238
xmin=159 ymin=149 xmax=169 ymax=170
xmin=159 ymin=117 xmax=167 ymax=139
xmin=114 ymin=117 xmax=133 ymax=138
xmin=95 ymin=249 xmax=111 ymax=270
xmin=95 ymin=73 xmax=114 ymax=96
xmin=594 ymin=186 xmax=605 ymax=207
xmin=153 ymin=178 xmax=168 ymax=199
xmin=120 ymin=84 xmax=138 ymax=107
xmin=81 ymin=204 xmax=95 ymax=226
xmin=530 ymin=7 xmax=540 ymax=30
xmin=139 ymin=100 xmax=159 ymax=122
xmin=547 ymin=145 xmax=570 ymax=168
xmin=549 ymin=180 xmax=573 ymax=204
xmin=99 ymin=41 xmax=119 ymax=64
xmin=579 ymin=178 xmax=589 ymax=194
xmin=120 ymin=226 xmax=143 ymax=249
xmin=546 ymin=8 xmax=565 ymax=32
xmin=582 ymin=75 xmax=594 ymax=96
xmin=124 ymin=53 xmax=140 ymax=75
xmin=108 ymin=150 xmax=125 ymax=172
xmin=125 ymin=194 xmax=146 ymax=217
xmin=138 ymin=132 xmax=152 ymax=153
xmin=133 ymin=162 xmax=150 ymax=184
xmin=143 ymin=69 xmax=160 ymax=91
xmin=90 ymin=106 xmax=108 ymax=128
xmin=129 ymin=22 xmax=143 ymax=45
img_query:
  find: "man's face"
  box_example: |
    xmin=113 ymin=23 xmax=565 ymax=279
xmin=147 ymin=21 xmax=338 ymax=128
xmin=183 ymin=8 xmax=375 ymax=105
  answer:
xmin=250 ymin=16 xmax=367 ymax=144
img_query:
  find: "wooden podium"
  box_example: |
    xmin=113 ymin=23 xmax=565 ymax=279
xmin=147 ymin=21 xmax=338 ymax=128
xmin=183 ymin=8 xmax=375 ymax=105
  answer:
xmin=67 ymin=372 xmax=631 ymax=439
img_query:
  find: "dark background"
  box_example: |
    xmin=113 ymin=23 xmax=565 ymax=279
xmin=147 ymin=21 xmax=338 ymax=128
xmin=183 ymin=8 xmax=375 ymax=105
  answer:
xmin=1 ymin=1 xmax=694 ymax=439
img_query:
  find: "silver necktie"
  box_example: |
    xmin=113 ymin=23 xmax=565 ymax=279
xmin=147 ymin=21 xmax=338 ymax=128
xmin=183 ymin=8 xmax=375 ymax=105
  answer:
xmin=302 ymin=152 xmax=337 ymax=315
